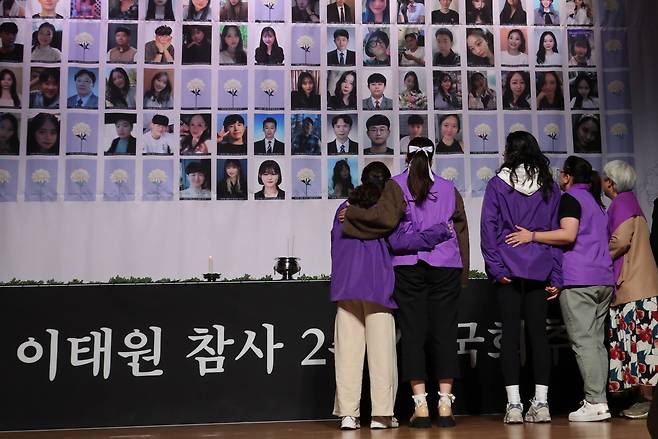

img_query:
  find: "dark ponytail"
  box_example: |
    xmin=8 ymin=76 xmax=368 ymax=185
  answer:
xmin=347 ymin=161 xmax=391 ymax=209
xmin=563 ymin=155 xmax=604 ymax=208
xmin=405 ymin=137 xmax=434 ymax=205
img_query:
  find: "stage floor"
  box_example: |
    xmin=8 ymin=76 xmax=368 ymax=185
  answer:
xmin=0 ymin=417 xmax=650 ymax=439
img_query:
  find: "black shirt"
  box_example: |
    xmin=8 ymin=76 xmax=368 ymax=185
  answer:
xmin=0 ymin=44 xmax=23 ymax=62
xmin=558 ymin=193 xmax=581 ymax=221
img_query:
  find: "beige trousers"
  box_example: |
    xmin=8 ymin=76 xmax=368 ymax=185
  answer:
xmin=333 ymin=300 xmax=398 ymax=417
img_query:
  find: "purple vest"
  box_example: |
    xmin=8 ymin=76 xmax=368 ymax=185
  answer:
xmin=562 ymin=184 xmax=614 ymax=286
xmin=391 ymin=171 xmax=462 ymax=268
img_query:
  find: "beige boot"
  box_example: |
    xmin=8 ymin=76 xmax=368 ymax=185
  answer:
xmin=409 ymin=393 xmax=431 ymax=428
xmin=438 ymin=392 xmax=456 ymax=427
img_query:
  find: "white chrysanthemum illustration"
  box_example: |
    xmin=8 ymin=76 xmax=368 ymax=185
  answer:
xmin=297 ymin=35 xmax=314 ymax=63
xmin=187 ymin=79 xmax=205 ymax=108
xmin=608 ymin=80 xmax=625 ymax=94
xmin=75 ymin=32 xmax=94 ymax=61
xmin=262 ymin=0 xmax=277 ymax=20
xmin=224 ymin=79 xmax=241 ymax=108
xmin=261 ymin=79 xmax=278 ymax=107
xmin=0 ymin=168 xmax=11 ymax=184
xmin=544 ymin=123 xmax=560 ymax=151
xmin=476 ymin=166 xmax=494 ymax=181
xmin=605 ymin=39 xmax=622 ymax=52
xmin=474 ymin=123 xmax=492 ymax=151
xmin=440 ymin=167 xmax=459 ymax=181
xmin=70 ymin=168 xmax=90 ymax=184
xmin=297 ymin=167 xmax=315 ymax=196
xmin=610 ymin=123 xmax=628 ymax=137
xmin=72 ymin=122 xmax=92 ymax=152
xmin=148 ymin=168 xmax=167 ymax=184
xmin=31 ymin=169 xmax=50 ymax=185
xmin=604 ymin=0 xmax=619 ymax=12
xmin=509 ymin=123 xmax=526 ymax=133
xmin=110 ymin=169 xmax=128 ymax=184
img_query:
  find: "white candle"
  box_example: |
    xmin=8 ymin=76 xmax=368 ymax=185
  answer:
xmin=208 ymin=255 xmax=213 ymax=273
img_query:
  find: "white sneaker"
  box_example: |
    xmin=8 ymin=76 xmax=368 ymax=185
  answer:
xmin=504 ymin=403 xmax=524 ymax=424
xmin=370 ymin=416 xmax=399 ymax=429
xmin=340 ymin=416 xmax=360 ymax=430
xmin=568 ymin=400 xmax=611 ymax=422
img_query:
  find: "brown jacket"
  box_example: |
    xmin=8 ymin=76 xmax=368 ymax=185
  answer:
xmin=343 ymin=180 xmax=470 ymax=288
xmin=610 ymin=215 xmax=658 ymax=306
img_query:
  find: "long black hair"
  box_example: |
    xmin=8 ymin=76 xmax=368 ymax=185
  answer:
xmin=0 ymin=69 xmax=20 ymax=107
xmin=331 ymin=159 xmax=355 ymax=198
xmin=571 ymin=72 xmax=594 ymax=109
xmin=146 ymin=0 xmax=175 ymax=20
xmin=0 ymin=112 xmax=19 ymax=154
xmin=220 ymin=25 xmax=247 ymax=64
xmin=405 ymin=136 xmax=435 ymax=204
xmin=106 ymin=67 xmax=131 ymax=108
xmin=348 ymin=161 xmax=391 ymax=208
xmin=502 ymin=71 xmax=530 ymax=109
xmin=185 ymin=0 xmax=210 ymax=20
xmin=536 ymin=31 xmax=559 ymax=65
xmin=562 ymin=155 xmax=604 ymax=208
xmin=500 ymin=131 xmax=555 ymax=201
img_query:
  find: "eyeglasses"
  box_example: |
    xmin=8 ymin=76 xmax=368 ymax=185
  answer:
xmin=367 ymin=39 xmax=386 ymax=49
xmin=368 ymin=127 xmax=389 ymax=134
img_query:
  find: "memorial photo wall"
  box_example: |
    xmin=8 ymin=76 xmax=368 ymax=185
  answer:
xmin=0 ymin=0 xmax=634 ymax=203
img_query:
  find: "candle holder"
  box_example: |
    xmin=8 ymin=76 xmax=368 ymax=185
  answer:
xmin=274 ymin=257 xmax=301 ymax=280
xmin=203 ymin=272 xmax=221 ymax=282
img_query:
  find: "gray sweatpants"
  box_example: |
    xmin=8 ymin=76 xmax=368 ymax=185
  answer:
xmin=559 ymin=285 xmax=614 ymax=404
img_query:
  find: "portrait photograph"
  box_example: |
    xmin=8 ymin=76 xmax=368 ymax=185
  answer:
xmin=220 ymin=0 xmax=248 ymax=22
xmin=106 ymin=23 xmax=137 ymax=64
xmin=398 ymin=0 xmax=426 ymax=24
xmin=399 ymin=70 xmax=428 ymax=111
xmin=218 ymin=68 xmax=249 ymax=110
xmin=434 ymin=113 xmax=463 ymax=155
xmin=292 ymin=0 xmax=319 ymax=23
xmin=291 ymin=25 xmax=321 ymax=66
xmin=467 ymin=70 xmax=497 ymax=111
xmin=70 ymin=0 xmax=101 ymax=18
xmin=143 ymin=69 xmax=175 ymax=110
xmin=219 ymin=25 xmax=248 ymax=65
xmin=68 ymin=21 xmax=100 ymax=63
xmin=569 ymin=71 xmax=599 ymax=110
xmin=217 ymin=158 xmax=248 ymax=200
xmin=433 ymin=70 xmax=462 ymax=111
xmin=181 ymin=69 xmax=211 ymax=110
xmin=0 ymin=66 xmax=22 ymax=109
xmin=500 ymin=28 xmax=529 ymax=66
xmin=143 ymin=112 xmax=175 ymax=155
xmin=327 ymin=27 xmax=356 ymax=66
xmin=291 ymin=113 xmax=321 ymax=155
xmin=67 ymin=67 xmax=99 ymax=109
xmin=499 ymin=0 xmax=528 ymax=25
xmin=179 ymin=159 xmax=211 ymax=200
xmin=0 ymin=112 xmax=20 ymax=155
xmin=363 ymin=27 xmax=391 ymax=66
xmin=0 ymin=0 xmax=26 ymax=16
xmin=103 ymin=113 xmax=136 ymax=156
xmin=182 ymin=24 xmax=211 ymax=65
xmin=25 ymin=158 xmax=58 ymax=201
xmin=143 ymin=23 xmax=175 ymax=65
xmin=107 ymin=0 xmax=138 ymax=20
xmin=291 ymin=70 xmax=321 ymax=111
xmin=327 ymin=0 xmax=354 ymax=23
xmin=565 ymin=0 xmax=593 ymax=26
xmin=105 ymin=66 xmax=137 ymax=110
xmin=254 ymin=113 xmax=285 ymax=155
xmin=397 ymin=28 xmax=426 ymax=67
xmin=291 ymin=158 xmax=321 ymax=199
xmin=326 ymin=113 xmax=358 ymax=155
xmin=30 ymin=21 xmax=63 ymax=63
xmin=142 ymin=159 xmax=174 ymax=201
xmin=31 ymin=0 xmax=67 ymax=18
xmin=217 ymin=112 xmax=248 ymax=155
xmin=180 ymin=112 xmax=212 ymax=155
xmin=183 ymin=0 xmax=212 ymax=21
xmin=535 ymin=71 xmax=564 ymax=110
xmin=144 ymin=0 xmax=175 ymax=20
xmin=364 ymin=113 xmax=395 ymax=155
xmin=65 ymin=112 xmax=98 ymax=155
xmin=534 ymin=28 xmax=563 ymax=66
xmin=431 ymin=0 xmax=460 ymax=24
xmin=254 ymin=25 xmax=285 ymax=66
xmin=501 ymin=70 xmax=530 ymax=110
xmin=64 ymin=158 xmax=96 ymax=202
xmin=361 ymin=71 xmax=393 ymax=111
xmin=0 ymin=20 xmax=27 ymax=63
xmin=327 ymin=157 xmax=357 ymax=199
xmin=465 ymin=0 xmax=493 ymax=25
xmin=254 ymin=158 xmax=285 ymax=200
xmin=399 ymin=113 xmax=428 ymax=154
xmin=103 ymin=158 xmax=135 ymax=202
xmin=465 ymin=27 xmax=494 ymax=67
xmin=432 ymin=27 xmax=461 ymax=67
xmin=327 ymin=70 xmax=357 ymax=111
xmin=434 ymin=156 xmax=465 ymax=193
xmin=534 ymin=0 xmax=560 ymax=25
xmin=568 ymin=28 xmax=595 ymax=67
xmin=572 ymin=113 xmax=601 ymax=154
xmin=362 ymin=0 xmax=390 ymax=24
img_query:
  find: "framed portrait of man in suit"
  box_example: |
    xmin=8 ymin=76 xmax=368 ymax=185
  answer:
xmin=327 ymin=113 xmax=359 ymax=155
xmin=326 ymin=27 xmax=356 ymax=66
xmin=327 ymin=0 xmax=355 ymax=23
xmin=254 ymin=113 xmax=285 ymax=155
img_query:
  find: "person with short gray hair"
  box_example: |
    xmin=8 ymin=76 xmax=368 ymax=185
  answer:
xmin=602 ymin=160 xmax=658 ymax=419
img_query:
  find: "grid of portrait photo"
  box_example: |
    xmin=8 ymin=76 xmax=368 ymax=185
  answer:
xmin=0 ymin=0 xmax=634 ymax=202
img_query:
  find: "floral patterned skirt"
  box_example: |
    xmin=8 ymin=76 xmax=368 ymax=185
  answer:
xmin=608 ymin=296 xmax=658 ymax=392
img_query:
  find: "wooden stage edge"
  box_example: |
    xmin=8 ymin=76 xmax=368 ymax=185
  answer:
xmin=0 ymin=416 xmax=650 ymax=439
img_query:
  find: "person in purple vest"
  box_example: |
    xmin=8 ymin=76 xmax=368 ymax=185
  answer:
xmin=601 ymin=160 xmax=658 ymax=419
xmin=331 ymin=161 xmax=454 ymax=431
xmin=506 ymin=155 xmax=614 ymax=422
xmin=480 ymin=131 xmax=562 ymax=424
